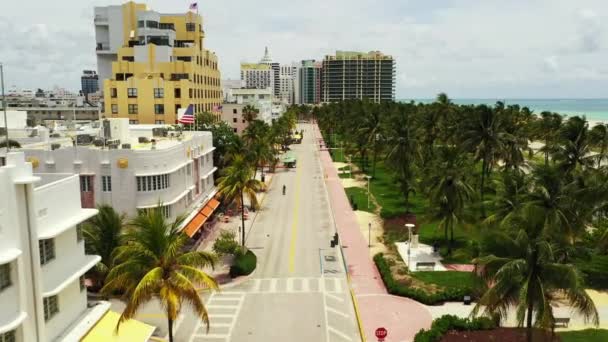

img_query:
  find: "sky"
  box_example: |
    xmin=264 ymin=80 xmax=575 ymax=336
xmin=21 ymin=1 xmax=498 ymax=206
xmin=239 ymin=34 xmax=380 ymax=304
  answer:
xmin=0 ymin=0 xmax=607 ymax=98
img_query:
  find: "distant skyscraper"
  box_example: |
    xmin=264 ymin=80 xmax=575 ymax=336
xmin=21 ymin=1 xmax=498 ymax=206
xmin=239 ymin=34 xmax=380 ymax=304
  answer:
xmin=81 ymin=70 xmax=99 ymax=95
xmin=278 ymin=63 xmax=297 ymax=105
xmin=299 ymin=60 xmax=322 ymax=104
xmin=322 ymin=51 xmax=395 ymax=103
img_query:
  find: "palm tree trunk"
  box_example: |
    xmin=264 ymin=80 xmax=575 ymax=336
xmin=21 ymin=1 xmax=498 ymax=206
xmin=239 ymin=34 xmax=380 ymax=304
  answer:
xmin=372 ymin=145 xmax=378 ymax=178
xmin=480 ymin=158 xmax=487 ymax=217
xmin=545 ymin=138 xmax=549 ymax=166
xmin=240 ymin=190 xmax=246 ymax=247
xmin=168 ymin=317 xmax=174 ymax=342
xmin=526 ymin=302 xmax=533 ymax=342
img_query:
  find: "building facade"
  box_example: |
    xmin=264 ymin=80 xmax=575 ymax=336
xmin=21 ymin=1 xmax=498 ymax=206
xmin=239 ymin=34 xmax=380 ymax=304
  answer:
xmin=221 ymin=79 xmax=244 ymax=103
xmin=230 ymin=88 xmax=273 ymax=123
xmin=81 ymin=70 xmax=99 ymax=95
xmin=278 ymin=63 xmax=297 ymax=105
xmin=240 ymin=63 xmax=273 ymax=92
xmin=4 ymin=121 xmax=217 ymax=229
xmin=299 ymin=60 xmax=323 ymax=104
xmin=95 ymin=2 xmax=222 ymax=124
xmin=220 ymin=103 xmax=248 ymax=135
xmin=0 ymin=152 xmax=102 ymax=342
xmin=321 ymin=51 xmax=395 ymax=103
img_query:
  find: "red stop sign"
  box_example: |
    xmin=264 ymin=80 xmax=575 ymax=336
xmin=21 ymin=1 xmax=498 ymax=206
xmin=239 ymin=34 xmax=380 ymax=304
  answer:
xmin=375 ymin=327 xmax=388 ymax=341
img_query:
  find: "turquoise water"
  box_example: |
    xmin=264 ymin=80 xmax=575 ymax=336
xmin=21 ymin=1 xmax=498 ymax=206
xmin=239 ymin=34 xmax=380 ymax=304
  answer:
xmin=400 ymin=99 xmax=608 ymax=122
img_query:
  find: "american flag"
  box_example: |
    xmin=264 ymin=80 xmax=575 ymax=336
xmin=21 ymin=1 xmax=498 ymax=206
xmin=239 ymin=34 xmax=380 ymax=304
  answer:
xmin=189 ymin=2 xmax=198 ymax=10
xmin=178 ymin=104 xmax=195 ymax=124
xmin=212 ymin=105 xmax=223 ymax=113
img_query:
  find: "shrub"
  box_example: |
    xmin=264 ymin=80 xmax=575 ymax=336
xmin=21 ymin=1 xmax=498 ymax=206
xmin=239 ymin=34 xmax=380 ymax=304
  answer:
xmin=414 ymin=315 xmax=497 ymax=342
xmin=373 ymin=253 xmax=473 ymax=305
xmin=212 ymin=230 xmax=239 ymax=256
xmin=229 ymin=249 xmax=257 ymax=278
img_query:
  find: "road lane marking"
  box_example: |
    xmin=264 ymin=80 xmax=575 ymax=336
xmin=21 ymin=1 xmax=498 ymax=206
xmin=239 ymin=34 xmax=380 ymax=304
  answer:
xmin=327 ymin=306 xmax=349 ymax=319
xmin=326 ymin=292 xmax=344 ymax=303
xmin=251 ymin=278 xmax=261 ymax=292
xmin=328 ymin=326 xmax=354 ymax=341
xmin=319 ymin=278 xmax=326 ymax=292
xmin=302 ymin=278 xmax=310 ymax=292
xmin=334 ymin=278 xmax=342 ymax=293
xmin=286 ymin=278 xmax=293 ymax=292
xmin=270 ymin=278 xmax=278 ymax=293
xmin=288 ymin=158 xmax=302 ymax=274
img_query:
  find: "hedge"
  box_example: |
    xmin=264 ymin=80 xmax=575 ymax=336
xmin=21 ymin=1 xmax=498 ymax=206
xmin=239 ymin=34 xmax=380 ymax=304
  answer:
xmin=229 ymin=249 xmax=257 ymax=278
xmin=373 ymin=253 xmax=472 ymax=305
xmin=414 ymin=315 xmax=497 ymax=342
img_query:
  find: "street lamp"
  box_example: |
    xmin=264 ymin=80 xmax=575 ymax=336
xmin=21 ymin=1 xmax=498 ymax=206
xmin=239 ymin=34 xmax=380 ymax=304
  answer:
xmin=405 ymin=223 xmax=415 ymax=269
xmin=0 ymin=63 xmax=9 ymax=153
xmin=368 ymin=222 xmax=372 ymax=248
xmin=347 ymin=155 xmax=352 ymax=179
xmin=364 ymin=175 xmax=372 ymax=209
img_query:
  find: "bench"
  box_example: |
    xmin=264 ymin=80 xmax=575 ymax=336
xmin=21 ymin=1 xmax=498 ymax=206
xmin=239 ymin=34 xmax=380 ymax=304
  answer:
xmin=415 ymin=262 xmax=436 ymax=271
xmin=553 ymin=317 xmax=570 ymax=328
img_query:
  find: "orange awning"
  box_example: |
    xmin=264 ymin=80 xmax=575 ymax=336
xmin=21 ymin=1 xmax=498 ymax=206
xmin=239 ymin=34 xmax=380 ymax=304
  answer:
xmin=208 ymin=198 xmax=220 ymax=210
xmin=202 ymin=206 xmax=213 ymax=217
xmin=183 ymin=211 xmax=209 ymax=238
xmin=183 ymin=198 xmax=221 ymax=238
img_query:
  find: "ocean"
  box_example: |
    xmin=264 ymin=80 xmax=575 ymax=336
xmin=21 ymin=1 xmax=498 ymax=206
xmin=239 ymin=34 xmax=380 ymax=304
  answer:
xmin=401 ymin=99 xmax=608 ymax=123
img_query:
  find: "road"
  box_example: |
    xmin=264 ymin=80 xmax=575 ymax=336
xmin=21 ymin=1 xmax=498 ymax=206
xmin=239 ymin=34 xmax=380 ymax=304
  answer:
xmin=177 ymin=123 xmax=361 ymax=342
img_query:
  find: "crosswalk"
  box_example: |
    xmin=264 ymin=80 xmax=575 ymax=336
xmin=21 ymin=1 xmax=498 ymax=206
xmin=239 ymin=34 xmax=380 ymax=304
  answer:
xmin=225 ymin=277 xmax=345 ymax=294
xmin=189 ymin=292 xmax=245 ymax=342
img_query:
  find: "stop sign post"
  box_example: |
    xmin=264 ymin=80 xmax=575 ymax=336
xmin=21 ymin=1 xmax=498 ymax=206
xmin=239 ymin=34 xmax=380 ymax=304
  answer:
xmin=375 ymin=327 xmax=388 ymax=342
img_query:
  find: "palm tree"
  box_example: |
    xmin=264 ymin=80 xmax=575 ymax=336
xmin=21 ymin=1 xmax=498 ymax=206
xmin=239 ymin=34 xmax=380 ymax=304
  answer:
xmin=473 ymin=223 xmax=598 ymax=342
xmin=461 ymin=104 xmax=506 ymax=217
xmin=554 ymin=116 xmax=593 ymax=175
xmin=534 ymin=112 xmax=563 ymax=165
xmin=102 ymin=207 xmax=219 ymax=342
xmin=484 ymin=170 xmax=528 ymax=229
xmin=82 ymin=205 xmax=126 ymax=289
xmin=589 ymin=123 xmax=608 ymax=168
xmin=217 ymin=155 xmax=263 ymax=246
xmin=428 ymin=148 xmax=475 ymax=255
xmin=242 ymin=105 xmax=259 ymax=123
xmin=385 ymin=103 xmax=419 ymax=213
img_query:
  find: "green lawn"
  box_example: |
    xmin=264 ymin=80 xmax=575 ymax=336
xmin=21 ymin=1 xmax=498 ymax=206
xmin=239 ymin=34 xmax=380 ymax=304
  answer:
xmin=413 ymin=271 xmax=478 ymax=292
xmin=345 ymin=187 xmax=377 ymax=213
xmin=559 ymin=329 xmax=608 ymax=342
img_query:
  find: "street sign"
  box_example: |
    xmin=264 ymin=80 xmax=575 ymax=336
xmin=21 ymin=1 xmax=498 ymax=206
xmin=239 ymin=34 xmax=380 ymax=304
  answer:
xmin=375 ymin=327 xmax=388 ymax=341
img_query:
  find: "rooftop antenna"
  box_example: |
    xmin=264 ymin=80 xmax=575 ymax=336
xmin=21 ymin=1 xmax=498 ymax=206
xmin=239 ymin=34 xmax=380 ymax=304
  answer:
xmin=1 ymin=63 xmax=9 ymax=152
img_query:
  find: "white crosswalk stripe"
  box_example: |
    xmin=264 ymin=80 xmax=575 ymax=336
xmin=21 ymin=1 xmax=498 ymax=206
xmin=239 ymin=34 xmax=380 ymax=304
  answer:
xmin=189 ymin=292 xmax=246 ymax=342
xmin=222 ymin=277 xmax=344 ymax=294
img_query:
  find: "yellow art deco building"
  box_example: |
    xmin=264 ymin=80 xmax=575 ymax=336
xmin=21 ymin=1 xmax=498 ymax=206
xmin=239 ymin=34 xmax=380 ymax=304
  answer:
xmin=94 ymin=2 xmax=222 ymax=124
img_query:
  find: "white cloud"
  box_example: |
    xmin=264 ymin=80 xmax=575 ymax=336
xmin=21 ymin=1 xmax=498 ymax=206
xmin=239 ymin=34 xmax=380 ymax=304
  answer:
xmin=0 ymin=0 xmax=607 ymax=98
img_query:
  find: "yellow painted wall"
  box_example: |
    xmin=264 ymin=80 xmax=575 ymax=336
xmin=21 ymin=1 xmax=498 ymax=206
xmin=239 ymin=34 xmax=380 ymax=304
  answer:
xmin=102 ymin=2 xmax=222 ymax=124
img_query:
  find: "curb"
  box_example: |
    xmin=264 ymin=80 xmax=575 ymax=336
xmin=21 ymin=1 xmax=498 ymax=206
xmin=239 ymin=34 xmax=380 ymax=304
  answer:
xmin=217 ymin=269 xmax=257 ymax=290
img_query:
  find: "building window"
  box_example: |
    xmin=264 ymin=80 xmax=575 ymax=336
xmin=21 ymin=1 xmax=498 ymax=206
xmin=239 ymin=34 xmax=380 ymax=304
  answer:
xmin=186 ymin=22 xmax=196 ymax=32
xmin=154 ymin=88 xmax=164 ymax=98
xmin=233 ymin=118 xmax=237 ymax=123
xmin=136 ymin=174 xmax=170 ymax=192
xmin=39 ymin=239 xmax=55 ymax=265
xmin=80 ymin=176 xmax=92 ymax=192
xmin=129 ymin=120 xmax=139 ymax=124
xmin=174 ymin=88 xmax=181 ymax=98
xmin=76 ymin=224 xmax=84 ymax=242
xmin=127 ymin=88 xmax=138 ymax=98
xmin=137 ymin=20 xmax=144 ymax=28
xmin=110 ymin=88 xmax=117 ymax=98
xmin=128 ymin=104 xmax=138 ymax=114
xmin=233 ymin=108 xmax=237 ymax=114
xmin=0 ymin=330 xmax=16 ymax=342
xmin=43 ymin=296 xmax=59 ymax=321
xmin=146 ymin=20 xmax=159 ymax=29
xmin=101 ymin=175 xmax=112 ymax=192
xmin=80 ymin=275 xmax=86 ymax=292
xmin=233 ymin=128 xmax=237 ymax=133
xmin=0 ymin=264 xmax=11 ymax=291
xmin=155 ymin=120 xmax=165 ymax=124
xmin=161 ymin=205 xmax=171 ymax=219
xmin=111 ymin=104 xmax=118 ymax=114
xmin=154 ymin=104 xmax=165 ymax=114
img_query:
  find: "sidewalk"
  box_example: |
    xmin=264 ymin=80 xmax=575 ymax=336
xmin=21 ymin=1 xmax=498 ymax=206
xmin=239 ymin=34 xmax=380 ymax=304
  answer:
xmin=196 ymin=173 xmax=274 ymax=285
xmin=314 ymin=123 xmax=432 ymax=342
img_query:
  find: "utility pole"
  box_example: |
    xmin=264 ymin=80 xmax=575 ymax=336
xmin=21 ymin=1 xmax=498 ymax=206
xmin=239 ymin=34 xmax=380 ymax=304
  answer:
xmin=1 ymin=63 xmax=9 ymax=152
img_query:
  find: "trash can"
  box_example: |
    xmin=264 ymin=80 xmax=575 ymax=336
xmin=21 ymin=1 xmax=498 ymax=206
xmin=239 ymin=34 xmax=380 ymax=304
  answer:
xmin=464 ymin=296 xmax=471 ymax=305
